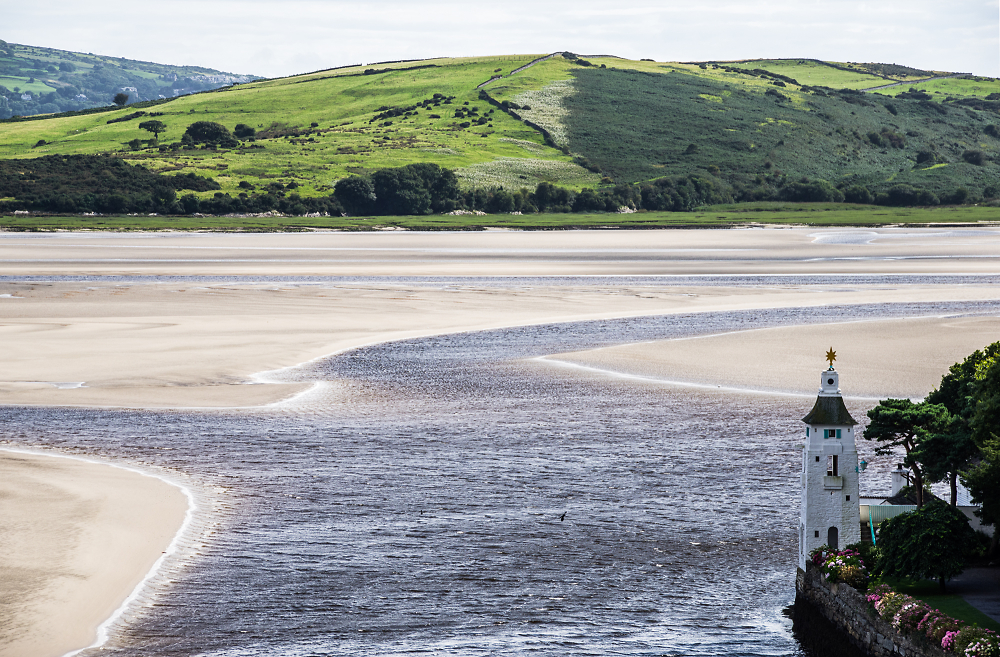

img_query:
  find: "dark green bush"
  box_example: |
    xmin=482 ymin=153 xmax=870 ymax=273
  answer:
xmin=184 ymin=121 xmax=237 ymax=147
xmin=963 ymin=150 xmax=985 ymax=166
xmin=844 ymin=185 xmax=873 ymax=204
xmin=233 ymin=123 xmax=255 ymax=138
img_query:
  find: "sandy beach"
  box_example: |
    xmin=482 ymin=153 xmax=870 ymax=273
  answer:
xmin=0 ymin=450 xmax=189 ymax=657
xmin=0 ymin=227 xmax=998 ymax=409
xmin=1 ymin=226 xmax=998 ymax=655
xmin=544 ymin=315 xmax=1000 ymax=400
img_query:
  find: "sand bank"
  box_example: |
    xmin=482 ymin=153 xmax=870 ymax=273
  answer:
xmin=0 ymin=228 xmax=997 ymax=408
xmin=543 ymin=315 xmax=1000 ymax=400
xmin=0 ymin=450 xmax=190 ymax=657
xmin=0 ymin=227 xmax=997 ymax=652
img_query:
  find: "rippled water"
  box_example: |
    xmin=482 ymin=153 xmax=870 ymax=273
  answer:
xmin=5 ymin=291 xmax=1000 ymax=657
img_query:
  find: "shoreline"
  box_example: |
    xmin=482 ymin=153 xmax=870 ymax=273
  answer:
xmin=0 ymin=448 xmax=194 ymax=657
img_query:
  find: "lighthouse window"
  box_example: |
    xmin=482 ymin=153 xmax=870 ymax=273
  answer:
xmin=806 ymin=428 xmax=810 ymax=436
xmin=827 ymin=455 xmax=839 ymax=476
xmin=814 ymin=531 xmax=819 ymax=538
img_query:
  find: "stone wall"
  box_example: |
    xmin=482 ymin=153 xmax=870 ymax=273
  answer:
xmin=794 ymin=563 xmax=948 ymax=657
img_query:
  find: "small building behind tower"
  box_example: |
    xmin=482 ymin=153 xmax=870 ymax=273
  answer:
xmin=799 ymin=349 xmax=860 ymax=569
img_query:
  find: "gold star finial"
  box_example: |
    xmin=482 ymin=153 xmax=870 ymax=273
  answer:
xmin=826 ymin=347 xmax=837 ymax=369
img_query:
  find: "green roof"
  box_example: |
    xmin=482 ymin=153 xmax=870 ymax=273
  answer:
xmin=802 ymin=396 xmax=858 ymax=425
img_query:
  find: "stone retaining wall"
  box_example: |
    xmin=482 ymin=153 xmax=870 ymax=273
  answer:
xmin=795 ymin=563 xmax=948 ymax=657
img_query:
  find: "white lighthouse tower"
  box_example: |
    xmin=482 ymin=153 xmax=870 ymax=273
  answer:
xmin=799 ymin=348 xmax=860 ymax=569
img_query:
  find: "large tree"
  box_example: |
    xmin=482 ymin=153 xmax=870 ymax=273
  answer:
xmin=963 ymin=352 xmax=1000 ymax=556
xmin=876 ymin=499 xmax=978 ymax=592
xmin=920 ymin=342 xmax=1000 ymax=506
xmin=863 ymin=399 xmax=950 ymax=507
xmin=113 ymin=92 xmax=129 ymax=107
xmin=138 ymin=120 xmax=166 ymax=142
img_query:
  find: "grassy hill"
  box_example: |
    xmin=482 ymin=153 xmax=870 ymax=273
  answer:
xmin=1 ymin=51 xmax=999 ymax=215
xmin=0 ymin=39 xmax=258 ymax=118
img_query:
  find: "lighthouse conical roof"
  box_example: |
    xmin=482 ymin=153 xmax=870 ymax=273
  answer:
xmin=802 ymin=364 xmax=857 ymax=425
xmin=802 ymin=395 xmax=857 ymax=425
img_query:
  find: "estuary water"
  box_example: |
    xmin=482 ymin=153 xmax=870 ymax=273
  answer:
xmin=5 ymin=284 xmax=1000 ymax=657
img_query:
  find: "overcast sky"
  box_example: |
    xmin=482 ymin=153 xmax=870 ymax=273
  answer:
xmin=6 ymin=0 xmax=998 ymax=78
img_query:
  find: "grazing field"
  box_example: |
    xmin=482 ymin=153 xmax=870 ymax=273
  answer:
xmin=0 ymin=55 xmax=592 ymax=200
xmin=2 ymin=51 xmax=999 ymax=218
xmin=879 ymin=76 xmax=1000 ymax=99
xmin=726 ymin=59 xmax=889 ymax=89
xmin=1 ymin=204 xmax=997 ymax=231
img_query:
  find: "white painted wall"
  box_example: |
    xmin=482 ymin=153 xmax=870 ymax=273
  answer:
xmin=799 ymin=369 xmax=862 ymax=569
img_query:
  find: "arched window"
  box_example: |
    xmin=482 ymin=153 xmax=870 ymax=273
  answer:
xmin=827 ymin=526 xmax=839 ymax=550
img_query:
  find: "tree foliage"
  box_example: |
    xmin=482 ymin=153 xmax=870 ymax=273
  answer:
xmin=864 ymin=399 xmax=950 ymax=507
xmin=184 ymin=121 xmax=238 ymax=147
xmin=875 ymin=499 xmax=978 ymax=591
xmin=113 ymin=92 xmax=129 ymax=107
xmin=138 ymin=120 xmax=166 ymax=140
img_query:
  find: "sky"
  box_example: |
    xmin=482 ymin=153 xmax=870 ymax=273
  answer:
xmin=4 ymin=0 xmax=998 ymax=78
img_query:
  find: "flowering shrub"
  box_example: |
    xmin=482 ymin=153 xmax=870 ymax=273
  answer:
xmin=954 ymin=627 xmax=1000 ymax=656
xmin=865 ymin=582 xmax=989 ymax=652
xmin=875 ymin=591 xmax=911 ymax=622
xmin=920 ymin=611 xmax=962 ymax=644
xmin=809 ymin=546 xmax=869 ymax=590
xmin=866 ymin=583 xmax=893 ymax=606
xmin=893 ymin=600 xmax=932 ymax=633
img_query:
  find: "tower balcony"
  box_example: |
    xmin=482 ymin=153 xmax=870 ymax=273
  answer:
xmin=823 ymin=475 xmax=844 ymax=489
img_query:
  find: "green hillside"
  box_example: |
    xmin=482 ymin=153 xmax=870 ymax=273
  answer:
xmin=0 ymin=39 xmax=258 ymax=118
xmin=1 ymin=51 xmax=999 ymax=217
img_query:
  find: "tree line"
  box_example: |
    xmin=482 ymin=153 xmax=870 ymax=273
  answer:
xmin=864 ymin=342 xmax=1000 ymax=559
xmin=0 ymin=151 xmax=984 ymax=217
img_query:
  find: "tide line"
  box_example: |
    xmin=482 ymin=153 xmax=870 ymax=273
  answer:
xmin=533 ymin=356 xmax=885 ymax=401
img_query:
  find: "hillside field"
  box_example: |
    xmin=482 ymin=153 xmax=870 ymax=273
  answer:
xmin=2 ymin=51 xmax=1000 ymax=220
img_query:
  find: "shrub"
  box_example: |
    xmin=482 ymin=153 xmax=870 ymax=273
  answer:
xmin=875 ymin=591 xmax=911 ymax=622
xmin=893 ymin=600 xmax=932 ymax=633
xmin=844 ymin=185 xmax=873 ymax=204
xmin=233 ymin=123 xmax=255 ymax=138
xmin=986 ymin=125 xmax=1000 ymax=138
xmin=185 ymin=121 xmax=238 ymax=147
xmin=458 ymin=121 xmax=471 ymax=128
xmin=953 ymin=627 xmax=1000 ymax=656
xmin=333 ymin=175 xmax=376 ymax=215
xmin=920 ymin=610 xmax=962 ymax=644
xmin=963 ymin=150 xmax=986 ymax=166
xmin=809 ymin=546 xmax=869 ymax=590
xmin=485 ymin=189 xmax=515 ymax=213
xmin=877 ymin=184 xmax=939 ymax=206
xmin=779 ymin=179 xmax=844 ymax=203
xmin=876 ymin=499 xmax=977 ymax=591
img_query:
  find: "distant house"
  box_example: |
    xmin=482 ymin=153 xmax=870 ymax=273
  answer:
xmin=74 ymin=94 xmax=87 ymax=101
xmin=20 ymin=93 xmax=31 ymax=101
xmin=120 ymin=86 xmax=138 ymax=93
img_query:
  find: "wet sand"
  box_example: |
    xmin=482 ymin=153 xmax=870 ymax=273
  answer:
xmin=0 ymin=227 xmax=998 ymax=409
xmin=0 ymin=450 xmax=189 ymax=657
xmin=545 ymin=315 xmax=1000 ymax=400
xmin=0 ymin=226 xmax=998 ymax=655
